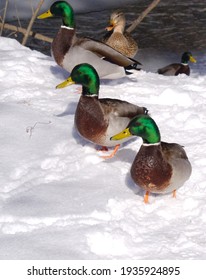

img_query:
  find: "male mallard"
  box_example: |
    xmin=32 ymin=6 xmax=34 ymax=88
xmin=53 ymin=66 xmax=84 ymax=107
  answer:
xmin=157 ymin=52 xmax=196 ymax=76
xmin=56 ymin=63 xmax=148 ymax=158
xmin=103 ymin=10 xmax=138 ymax=58
xmin=38 ymin=1 xmax=141 ymax=79
xmin=111 ymin=115 xmax=192 ymax=202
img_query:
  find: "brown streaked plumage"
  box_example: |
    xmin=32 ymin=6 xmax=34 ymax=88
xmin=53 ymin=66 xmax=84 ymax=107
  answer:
xmin=158 ymin=63 xmax=190 ymax=76
xmin=56 ymin=63 xmax=148 ymax=158
xmin=37 ymin=1 xmax=141 ymax=80
xmin=51 ymin=27 xmax=75 ymax=67
xmin=75 ymin=96 xmax=147 ymax=148
xmin=103 ymin=10 xmax=138 ymax=58
xmin=130 ymin=142 xmax=188 ymax=194
xmin=157 ymin=52 xmax=196 ymax=76
xmin=111 ymin=115 xmax=192 ymax=202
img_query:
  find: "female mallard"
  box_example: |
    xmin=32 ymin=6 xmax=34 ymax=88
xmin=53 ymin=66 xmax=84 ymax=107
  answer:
xmin=111 ymin=115 xmax=192 ymax=202
xmin=103 ymin=10 xmax=138 ymax=58
xmin=56 ymin=63 xmax=148 ymax=158
xmin=38 ymin=1 xmax=141 ymax=79
xmin=157 ymin=52 xmax=196 ymax=76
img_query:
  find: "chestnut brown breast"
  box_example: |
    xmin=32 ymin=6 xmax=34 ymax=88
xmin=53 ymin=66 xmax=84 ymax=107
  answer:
xmin=175 ymin=64 xmax=190 ymax=76
xmin=52 ymin=28 xmax=76 ymax=66
xmin=75 ymin=96 xmax=108 ymax=144
xmin=131 ymin=145 xmax=172 ymax=192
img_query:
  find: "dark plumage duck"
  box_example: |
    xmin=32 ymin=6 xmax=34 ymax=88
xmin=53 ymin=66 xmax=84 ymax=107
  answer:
xmin=56 ymin=63 xmax=148 ymax=158
xmin=38 ymin=1 xmax=141 ymax=79
xmin=111 ymin=115 xmax=192 ymax=202
xmin=103 ymin=10 xmax=138 ymax=58
xmin=157 ymin=52 xmax=196 ymax=76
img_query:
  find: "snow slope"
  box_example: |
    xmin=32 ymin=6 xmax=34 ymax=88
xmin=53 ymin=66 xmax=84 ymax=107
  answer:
xmin=0 ymin=37 xmax=206 ymax=259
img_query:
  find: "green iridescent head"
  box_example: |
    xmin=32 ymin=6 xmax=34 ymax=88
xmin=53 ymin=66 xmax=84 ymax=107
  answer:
xmin=111 ymin=115 xmax=161 ymax=144
xmin=38 ymin=1 xmax=75 ymax=28
xmin=56 ymin=63 xmax=100 ymax=96
xmin=181 ymin=52 xmax=196 ymax=64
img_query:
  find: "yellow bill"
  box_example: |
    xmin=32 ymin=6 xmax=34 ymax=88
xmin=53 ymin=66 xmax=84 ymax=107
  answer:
xmin=37 ymin=10 xmax=53 ymax=19
xmin=56 ymin=77 xmax=75 ymax=89
xmin=189 ymin=55 xmax=197 ymax=63
xmin=110 ymin=128 xmax=131 ymax=141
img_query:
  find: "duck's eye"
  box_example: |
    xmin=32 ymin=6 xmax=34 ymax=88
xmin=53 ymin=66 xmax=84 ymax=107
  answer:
xmin=135 ymin=121 xmax=141 ymax=126
xmin=117 ymin=13 xmax=123 ymax=18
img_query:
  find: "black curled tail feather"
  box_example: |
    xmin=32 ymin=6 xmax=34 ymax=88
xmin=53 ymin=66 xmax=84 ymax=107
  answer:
xmin=125 ymin=59 xmax=142 ymax=74
xmin=143 ymin=107 xmax=149 ymax=115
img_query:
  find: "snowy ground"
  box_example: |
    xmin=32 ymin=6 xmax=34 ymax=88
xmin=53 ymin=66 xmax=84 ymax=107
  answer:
xmin=0 ymin=37 xmax=206 ymax=260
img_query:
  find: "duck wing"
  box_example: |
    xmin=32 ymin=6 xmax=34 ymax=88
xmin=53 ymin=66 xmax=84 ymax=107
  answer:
xmin=77 ymin=37 xmax=141 ymax=68
xmin=158 ymin=63 xmax=181 ymax=76
xmin=99 ymin=98 xmax=148 ymax=118
xmin=161 ymin=142 xmax=189 ymax=160
xmin=160 ymin=142 xmax=192 ymax=189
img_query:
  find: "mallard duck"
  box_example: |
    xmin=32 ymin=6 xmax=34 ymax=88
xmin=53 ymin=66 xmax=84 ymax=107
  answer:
xmin=56 ymin=63 xmax=148 ymax=158
xmin=111 ymin=115 xmax=192 ymax=202
xmin=103 ymin=10 xmax=138 ymax=58
xmin=38 ymin=1 xmax=141 ymax=79
xmin=157 ymin=52 xmax=196 ymax=76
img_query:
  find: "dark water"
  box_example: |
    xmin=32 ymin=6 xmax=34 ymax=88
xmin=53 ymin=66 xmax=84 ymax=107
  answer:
xmin=3 ymin=0 xmax=206 ymax=56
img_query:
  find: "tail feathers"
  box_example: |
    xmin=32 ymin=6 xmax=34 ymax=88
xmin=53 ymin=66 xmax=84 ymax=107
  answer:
xmin=143 ymin=107 xmax=149 ymax=115
xmin=125 ymin=59 xmax=142 ymax=73
xmin=157 ymin=68 xmax=164 ymax=74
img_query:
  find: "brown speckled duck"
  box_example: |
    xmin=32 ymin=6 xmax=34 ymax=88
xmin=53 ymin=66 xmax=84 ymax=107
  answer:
xmin=111 ymin=115 xmax=192 ymax=202
xmin=103 ymin=10 xmax=138 ymax=58
xmin=56 ymin=63 xmax=148 ymax=158
xmin=38 ymin=1 xmax=141 ymax=79
xmin=157 ymin=52 xmax=196 ymax=76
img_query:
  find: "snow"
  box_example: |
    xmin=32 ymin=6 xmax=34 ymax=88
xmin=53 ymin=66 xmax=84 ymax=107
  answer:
xmin=0 ymin=36 xmax=206 ymax=260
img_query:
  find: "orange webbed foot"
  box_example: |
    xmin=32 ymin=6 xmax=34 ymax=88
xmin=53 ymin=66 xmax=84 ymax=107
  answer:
xmin=144 ymin=191 xmax=150 ymax=203
xmin=172 ymin=190 xmax=176 ymax=198
xmin=101 ymin=144 xmax=120 ymax=159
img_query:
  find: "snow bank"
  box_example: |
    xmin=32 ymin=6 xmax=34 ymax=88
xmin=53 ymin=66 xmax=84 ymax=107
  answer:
xmin=0 ymin=37 xmax=206 ymax=259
